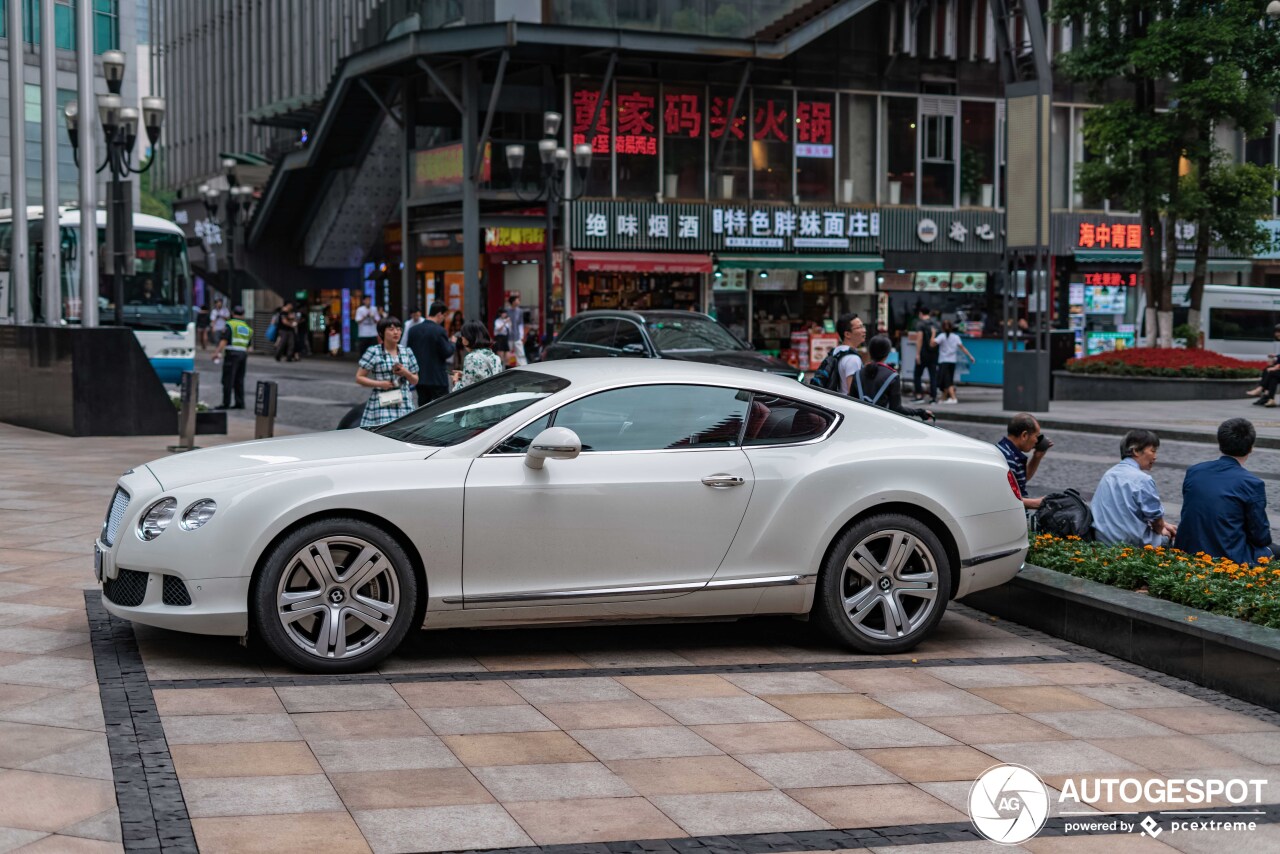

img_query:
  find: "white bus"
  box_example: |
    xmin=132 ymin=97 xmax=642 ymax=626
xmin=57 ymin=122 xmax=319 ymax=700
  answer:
xmin=0 ymin=207 xmax=195 ymax=383
xmin=1197 ymin=285 xmax=1280 ymax=360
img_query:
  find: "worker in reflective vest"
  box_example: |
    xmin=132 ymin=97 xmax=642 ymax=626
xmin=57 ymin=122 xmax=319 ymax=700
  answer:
xmin=213 ymin=305 xmax=253 ymax=409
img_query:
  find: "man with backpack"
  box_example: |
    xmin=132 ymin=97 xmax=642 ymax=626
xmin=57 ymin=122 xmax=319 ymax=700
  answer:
xmin=809 ymin=312 xmax=865 ymax=394
xmin=853 ymin=336 xmax=933 ymax=421
xmin=911 ymin=306 xmax=940 ymax=404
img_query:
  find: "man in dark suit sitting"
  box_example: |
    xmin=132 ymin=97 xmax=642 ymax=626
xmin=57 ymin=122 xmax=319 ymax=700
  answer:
xmin=1175 ymin=418 xmax=1273 ymax=564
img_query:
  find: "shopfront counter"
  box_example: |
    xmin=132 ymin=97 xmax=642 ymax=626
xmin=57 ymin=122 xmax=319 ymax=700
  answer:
xmin=897 ymin=337 xmax=1023 ymax=386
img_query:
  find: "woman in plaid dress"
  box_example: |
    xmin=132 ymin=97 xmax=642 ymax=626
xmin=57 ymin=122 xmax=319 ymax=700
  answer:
xmin=356 ymin=316 xmax=420 ymax=428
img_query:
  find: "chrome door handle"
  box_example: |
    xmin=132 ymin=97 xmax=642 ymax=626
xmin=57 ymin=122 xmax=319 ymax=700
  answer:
xmin=702 ymin=474 xmax=745 ymax=488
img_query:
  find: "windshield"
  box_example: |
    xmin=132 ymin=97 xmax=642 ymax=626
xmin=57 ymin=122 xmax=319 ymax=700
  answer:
xmin=100 ymin=229 xmax=191 ymax=331
xmin=375 ymin=370 xmax=570 ymax=445
xmin=646 ymin=317 xmax=746 ymax=353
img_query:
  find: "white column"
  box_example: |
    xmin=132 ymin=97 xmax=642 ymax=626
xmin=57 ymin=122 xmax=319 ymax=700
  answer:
xmin=8 ymin=0 xmax=30 ymax=323
xmin=41 ymin=0 xmax=60 ymax=325
xmin=78 ymin=0 xmax=100 ymax=327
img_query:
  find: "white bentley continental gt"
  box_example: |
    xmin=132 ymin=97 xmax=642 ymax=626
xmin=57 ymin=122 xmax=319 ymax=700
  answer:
xmin=94 ymin=360 xmax=1027 ymax=673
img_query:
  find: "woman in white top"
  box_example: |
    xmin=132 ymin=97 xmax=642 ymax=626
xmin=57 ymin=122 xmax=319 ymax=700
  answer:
xmin=935 ymin=320 xmax=975 ymax=404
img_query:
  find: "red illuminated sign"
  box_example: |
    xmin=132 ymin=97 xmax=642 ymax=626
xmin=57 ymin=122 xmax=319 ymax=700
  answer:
xmin=709 ymin=96 xmax=746 ymax=140
xmin=663 ymin=92 xmax=702 ymax=137
xmin=572 ymin=89 xmax=611 ymax=154
xmin=1078 ymin=221 xmax=1143 ymax=249
xmin=1083 ymin=272 xmax=1140 ymax=287
xmin=796 ymin=101 xmax=832 ymax=145
xmin=615 ymin=90 xmax=657 ymax=156
xmin=753 ymin=98 xmax=789 ymax=142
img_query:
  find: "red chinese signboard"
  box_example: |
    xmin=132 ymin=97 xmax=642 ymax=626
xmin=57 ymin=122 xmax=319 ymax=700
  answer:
xmin=796 ymin=101 xmax=832 ymax=144
xmin=1078 ymin=221 xmax=1143 ymax=250
xmin=1083 ymin=272 xmax=1140 ymax=287
xmin=572 ymin=89 xmax=611 ymax=154
xmin=616 ymin=89 xmax=657 ymax=156
xmin=664 ymin=92 xmax=702 ymax=137
xmin=753 ymin=97 xmax=789 ymax=142
xmin=709 ymin=96 xmax=746 ymax=140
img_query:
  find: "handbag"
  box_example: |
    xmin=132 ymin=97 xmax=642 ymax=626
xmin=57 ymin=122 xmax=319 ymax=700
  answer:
xmin=265 ymin=321 xmax=278 ymax=343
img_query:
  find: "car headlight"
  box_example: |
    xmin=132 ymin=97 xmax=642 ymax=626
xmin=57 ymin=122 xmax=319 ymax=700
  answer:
xmin=180 ymin=499 xmax=217 ymax=531
xmin=137 ymin=498 xmax=177 ymax=541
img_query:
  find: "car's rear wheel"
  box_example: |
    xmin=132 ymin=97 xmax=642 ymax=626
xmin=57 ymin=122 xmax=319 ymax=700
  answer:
xmin=253 ymin=518 xmax=418 ymax=673
xmin=813 ymin=513 xmax=950 ymax=654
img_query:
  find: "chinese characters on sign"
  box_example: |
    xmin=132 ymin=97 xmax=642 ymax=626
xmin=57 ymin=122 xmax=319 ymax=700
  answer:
xmin=1077 ymin=221 xmax=1143 ymax=249
xmin=572 ymin=89 xmax=611 ymax=154
xmin=712 ymin=207 xmax=881 ymax=249
xmin=664 ymin=92 xmax=701 ymax=137
xmin=1083 ymin=272 xmax=1140 ymax=287
xmin=616 ymin=90 xmax=657 ymax=156
xmin=795 ymin=101 xmax=833 ymax=159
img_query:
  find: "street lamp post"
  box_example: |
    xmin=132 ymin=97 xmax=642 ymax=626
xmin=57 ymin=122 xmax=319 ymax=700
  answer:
xmin=200 ymin=159 xmax=253 ymax=305
xmin=64 ymin=50 xmax=166 ymax=327
xmin=505 ymin=112 xmax=593 ymax=341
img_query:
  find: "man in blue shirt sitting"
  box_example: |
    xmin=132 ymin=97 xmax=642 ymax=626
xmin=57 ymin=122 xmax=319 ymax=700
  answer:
xmin=1091 ymin=430 xmax=1176 ymax=547
xmin=1175 ymin=418 xmax=1273 ymax=564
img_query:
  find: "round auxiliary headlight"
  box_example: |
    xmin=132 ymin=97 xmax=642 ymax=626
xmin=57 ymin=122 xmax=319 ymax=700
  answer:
xmin=137 ymin=498 xmax=177 ymax=541
xmin=180 ymin=499 xmax=217 ymax=531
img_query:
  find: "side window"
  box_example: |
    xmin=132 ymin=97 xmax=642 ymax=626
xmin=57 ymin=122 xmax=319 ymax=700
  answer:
xmin=558 ymin=321 xmax=593 ymax=345
xmin=491 ymin=415 xmax=551 ymax=454
xmin=742 ymin=394 xmax=835 ymax=446
xmin=551 ymin=385 xmax=750 ymax=452
xmin=613 ymin=321 xmax=647 ymax=354
xmin=579 ymin=319 xmax=619 ymax=349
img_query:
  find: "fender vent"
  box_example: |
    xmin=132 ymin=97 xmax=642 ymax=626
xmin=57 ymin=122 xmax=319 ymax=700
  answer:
xmin=162 ymin=575 xmax=192 ymax=607
xmin=104 ymin=569 xmax=148 ymax=607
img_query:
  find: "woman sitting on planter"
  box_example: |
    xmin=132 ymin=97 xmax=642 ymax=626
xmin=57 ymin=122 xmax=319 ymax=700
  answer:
xmin=1090 ymin=429 xmax=1177 ymax=547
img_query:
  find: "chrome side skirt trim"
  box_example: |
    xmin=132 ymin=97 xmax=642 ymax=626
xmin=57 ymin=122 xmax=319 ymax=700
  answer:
xmin=960 ymin=547 xmax=1025 ymax=568
xmin=443 ymin=573 xmax=815 ymax=605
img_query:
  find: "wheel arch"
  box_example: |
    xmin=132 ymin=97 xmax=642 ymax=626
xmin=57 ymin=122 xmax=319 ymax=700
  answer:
xmin=818 ymin=502 xmax=963 ymax=601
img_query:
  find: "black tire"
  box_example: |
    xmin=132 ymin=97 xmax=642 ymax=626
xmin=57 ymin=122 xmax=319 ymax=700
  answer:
xmin=336 ymin=404 xmax=364 ymax=430
xmin=812 ymin=513 xmax=951 ymax=654
xmin=252 ymin=518 xmax=419 ymax=673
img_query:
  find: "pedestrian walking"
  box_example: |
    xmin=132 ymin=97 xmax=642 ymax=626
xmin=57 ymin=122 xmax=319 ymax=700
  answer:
xmin=212 ymin=304 xmax=251 ymax=410
xmin=355 ymin=295 xmax=382 ymax=356
xmin=1175 ymin=418 xmax=1273 ymax=563
xmin=356 ymin=316 xmax=419 ymax=428
xmin=196 ymin=302 xmax=211 ymax=349
xmin=209 ymin=298 xmax=230 ymax=348
xmin=910 ymin=306 xmax=939 ymax=404
xmin=404 ymin=301 xmax=456 ymax=405
xmin=935 ymin=320 xmax=975 ymax=405
xmin=493 ymin=309 xmax=512 ymax=364
xmin=524 ymin=325 xmax=542 ymax=363
xmin=452 ymin=320 xmax=503 ymax=389
xmin=274 ymin=301 xmax=299 ymax=362
xmin=508 ymin=294 xmax=528 ymax=366
xmin=327 ymin=318 xmax=342 ymax=357
xmin=404 ymin=309 xmax=425 ymax=335
xmin=1091 ymin=430 xmax=1177 ymax=547
xmin=852 ymin=336 xmax=932 ymax=421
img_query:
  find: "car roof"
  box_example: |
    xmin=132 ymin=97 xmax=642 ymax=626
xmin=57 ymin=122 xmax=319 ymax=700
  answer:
xmin=567 ymin=309 xmax=714 ymax=324
xmin=515 ymin=358 xmax=822 ymax=400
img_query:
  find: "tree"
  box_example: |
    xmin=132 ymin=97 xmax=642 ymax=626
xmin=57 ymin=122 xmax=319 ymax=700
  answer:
xmin=1052 ymin=0 xmax=1280 ymax=346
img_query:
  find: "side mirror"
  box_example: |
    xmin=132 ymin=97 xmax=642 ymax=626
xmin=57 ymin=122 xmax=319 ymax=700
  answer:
xmin=524 ymin=426 xmax=581 ymax=470
xmin=621 ymin=343 xmax=648 ymax=356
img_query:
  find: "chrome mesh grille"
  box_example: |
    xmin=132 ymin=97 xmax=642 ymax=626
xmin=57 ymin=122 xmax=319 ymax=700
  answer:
xmin=103 ymin=569 xmax=148 ymax=607
xmin=102 ymin=488 xmax=130 ymax=547
xmin=162 ymin=575 xmax=192 ymax=607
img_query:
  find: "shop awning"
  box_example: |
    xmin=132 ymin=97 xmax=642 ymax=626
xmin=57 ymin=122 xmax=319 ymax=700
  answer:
xmin=1075 ymin=250 xmax=1251 ymax=273
xmin=571 ymin=252 xmax=714 ymax=274
xmin=1074 ymin=250 xmax=1142 ymax=264
xmin=715 ymin=255 xmax=884 ymax=271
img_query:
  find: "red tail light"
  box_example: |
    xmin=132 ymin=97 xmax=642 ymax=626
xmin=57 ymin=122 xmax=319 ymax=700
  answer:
xmin=1007 ymin=470 xmax=1022 ymax=499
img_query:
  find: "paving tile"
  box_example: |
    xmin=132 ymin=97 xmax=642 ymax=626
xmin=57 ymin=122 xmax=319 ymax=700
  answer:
xmin=162 ymin=713 xmax=301 ymax=745
xmin=1089 ymin=735 xmax=1254 ymax=771
xmin=506 ymin=797 xmax=683 ymax=845
xmin=652 ymin=696 xmax=793 ymax=725
xmin=0 ymin=769 xmax=117 ymax=832
xmin=291 ymin=710 xmax=431 ymax=741
xmin=651 ymin=790 xmax=830 ymax=836
xmin=352 ymin=804 xmax=532 ymax=853
xmin=615 ymin=674 xmax=747 ymax=699
xmin=170 ymin=742 xmax=321 ymax=778
xmin=973 ymin=685 xmax=1110 ymax=713
xmin=872 ymin=688 xmax=1009 ymax=718
xmin=0 ymin=828 xmax=48 ymax=852
xmin=472 ymin=652 xmax=591 ymax=671
xmin=191 ymin=812 xmax=372 ymax=854
xmin=330 ymin=768 xmax=493 ymax=810
xmin=0 ymin=657 xmax=96 ymax=688
xmin=1029 ymin=710 xmax=1180 ymax=739
xmin=152 ymin=687 xmax=285 ymax=716
xmin=758 ymin=692 xmax=901 ymax=721
xmin=790 ymin=782 xmax=967 ymax=827
xmin=869 ymin=842 xmax=1030 ymax=854
xmin=507 ymin=677 xmax=638 ymax=705
xmin=672 ymin=646 xmax=792 ymax=665
xmin=536 ymin=699 xmax=677 ymax=730
xmin=0 ymin=690 xmax=104 ymax=731
xmin=0 ymin=604 xmax=65 ymax=628
xmin=859 ymin=745 xmax=999 ymax=782
xmin=691 ymin=721 xmax=845 ymax=754
xmin=980 ymin=740 xmax=1145 ymax=776
xmin=572 ymin=648 xmax=693 ymax=669
xmin=0 ymin=685 xmax=56 ymax=713
xmin=1132 ymin=707 xmax=1280 ymax=735
xmin=605 ymin=755 xmax=771 ymax=795
xmin=307 ymin=735 xmax=461 ymax=773
xmin=1022 ymin=833 xmax=1176 ymax=852
xmin=442 ymin=731 xmax=594 ymax=766
xmin=811 ymin=718 xmax=959 ymax=749
xmin=417 ymin=705 xmax=557 ymax=735
xmin=570 ymin=725 xmax=722 ymax=760
xmin=1141 ymin=821 xmax=1280 ymax=854
xmin=923 ymin=713 xmax=1070 ymax=744
xmin=1072 ymin=682 xmax=1208 ymax=709
xmin=275 ymin=685 xmax=407 ymax=713
xmin=926 ymin=664 xmax=1051 ymax=688
xmin=824 ymin=667 xmax=951 ymax=694
xmin=919 ymin=779 xmax=1092 ymax=820
xmin=1199 ymin=731 xmax=1280 ymax=764
xmin=0 ymin=721 xmax=100 ymax=769
xmin=181 ymin=774 xmax=344 ymax=818
xmin=737 ymin=749 xmax=902 ymax=788
xmin=473 ymin=761 xmax=635 ymax=802
xmin=722 ymin=672 xmax=850 ymax=695
xmin=1010 ymin=662 xmax=1143 ymax=685
xmin=20 ymin=738 xmax=111 ymax=781
xmin=9 ymin=835 xmax=123 ymax=853
xmin=393 ymin=681 xmax=525 ymax=709
xmin=56 ymin=808 xmax=119 ymax=844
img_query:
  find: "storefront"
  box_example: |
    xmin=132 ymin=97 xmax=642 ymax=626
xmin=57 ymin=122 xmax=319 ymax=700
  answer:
xmin=571 ymin=251 xmax=712 ymax=315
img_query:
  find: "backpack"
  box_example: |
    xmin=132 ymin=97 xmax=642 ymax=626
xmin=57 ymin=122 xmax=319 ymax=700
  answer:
xmin=809 ymin=349 xmax=857 ymax=392
xmin=853 ymin=368 xmax=898 ymax=407
xmin=1033 ymin=489 xmax=1095 ymax=540
xmin=265 ymin=312 xmax=279 ymax=343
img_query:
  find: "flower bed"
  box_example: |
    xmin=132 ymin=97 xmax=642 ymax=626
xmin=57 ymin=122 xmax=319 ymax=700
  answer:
xmin=1063 ymin=347 xmax=1267 ymax=379
xmin=1029 ymin=533 xmax=1280 ymax=628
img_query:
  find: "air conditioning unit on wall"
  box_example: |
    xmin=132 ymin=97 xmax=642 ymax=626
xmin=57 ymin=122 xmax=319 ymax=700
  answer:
xmin=842 ymin=271 xmax=876 ymax=294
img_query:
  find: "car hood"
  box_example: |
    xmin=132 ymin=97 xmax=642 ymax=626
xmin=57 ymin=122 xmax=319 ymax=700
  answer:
xmin=144 ymin=429 xmax=437 ymax=490
xmin=661 ymin=349 xmax=799 ymax=375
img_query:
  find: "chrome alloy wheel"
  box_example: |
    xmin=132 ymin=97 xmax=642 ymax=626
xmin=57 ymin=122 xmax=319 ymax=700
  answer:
xmin=275 ymin=535 xmax=400 ymax=660
xmin=839 ymin=529 xmax=940 ymax=641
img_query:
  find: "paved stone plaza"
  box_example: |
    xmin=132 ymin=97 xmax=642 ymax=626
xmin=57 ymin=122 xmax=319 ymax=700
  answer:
xmin=4 ymin=421 xmax=1280 ymax=853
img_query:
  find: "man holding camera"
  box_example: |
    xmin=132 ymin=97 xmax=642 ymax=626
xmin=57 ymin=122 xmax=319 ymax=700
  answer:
xmin=997 ymin=412 xmax=1053 ymax=510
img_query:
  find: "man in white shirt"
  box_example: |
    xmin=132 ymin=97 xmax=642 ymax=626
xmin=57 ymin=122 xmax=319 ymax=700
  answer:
xmin=831 ymin=312 xmax=866 ymax=394
xmin=355 ymin=295 xmax=381 ymax=356
xmin=508 ymin=294 xmax=527 ymax=365
xmin=209 ymin=299 xmax=230 ymax=340
xmin=403 ymin=309 xmax=425 ymax=334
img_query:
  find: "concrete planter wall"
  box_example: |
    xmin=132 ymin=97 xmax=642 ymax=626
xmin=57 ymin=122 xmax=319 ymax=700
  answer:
xmin=1053 ymin=370 xmax=1256 ymax=401
xmin=963 ymin=565 xmax=1280 ymax=711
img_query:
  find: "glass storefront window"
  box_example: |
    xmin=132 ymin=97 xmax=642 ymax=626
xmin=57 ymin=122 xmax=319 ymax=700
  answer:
xmin=920 ymin=105 xmax=956 ymax=207
xmin=840 ymin=94 xmax=876 ymax=204
xmin=751 ymin=89 xmax=792 ymax=201
xmin=960 ymin=101 xmax=995 ymax=208
xmin=710 ymin=88 xmax=749 ymax=200
xmin=662 ymin=85 xmax=705 ymax=200
xmin=616 ymin=83 xmax=659 ymax=198
xmin=882 ymin=97 xmax=916 ymax=205
xmin=796 ymin=93 xmax=834 ymax=202
xmin=572 ymin=81 xmax=614 ymax=197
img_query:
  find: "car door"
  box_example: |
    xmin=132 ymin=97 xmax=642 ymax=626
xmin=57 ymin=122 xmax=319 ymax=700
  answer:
xmin=462 ymin=383 xmax=755 ymax=606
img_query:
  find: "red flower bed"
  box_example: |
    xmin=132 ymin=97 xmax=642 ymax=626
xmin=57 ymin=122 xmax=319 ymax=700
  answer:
xmin=1066 ymin=347 xmax=1267 ymax=378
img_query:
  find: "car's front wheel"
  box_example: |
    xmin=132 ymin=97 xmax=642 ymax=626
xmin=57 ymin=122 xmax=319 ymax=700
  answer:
xmin=813 ymin=513 xmax=951 ymax=654
xmin=253 ymin=518 xmax=419 ymax=673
